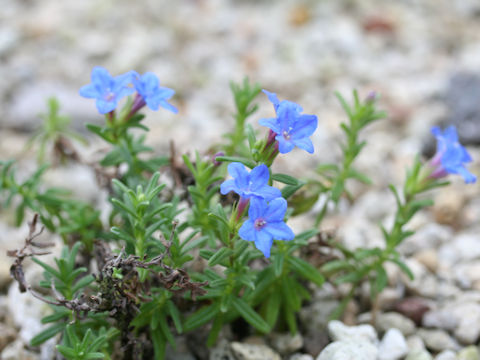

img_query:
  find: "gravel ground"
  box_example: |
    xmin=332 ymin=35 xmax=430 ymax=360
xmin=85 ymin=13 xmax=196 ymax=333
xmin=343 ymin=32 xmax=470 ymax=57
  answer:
xmin=1 ymin=0 xmax=480 ymax=359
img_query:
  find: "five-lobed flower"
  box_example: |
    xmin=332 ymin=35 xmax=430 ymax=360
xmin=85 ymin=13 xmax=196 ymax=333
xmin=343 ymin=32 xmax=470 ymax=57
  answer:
xmin=259 ymin=90 xmax=318 ymax=154
xmin=79 ymin=67 xmax=135 ymax=114
xmin=220 ymin=162 xmax=281 ymax=201
xmin=238 ymin=197 xmax=294 ymax=258
xmin=429 ymin=126 xmax=476 ymax=184
xmin=132 ymin=72 xmax=178 ymax=113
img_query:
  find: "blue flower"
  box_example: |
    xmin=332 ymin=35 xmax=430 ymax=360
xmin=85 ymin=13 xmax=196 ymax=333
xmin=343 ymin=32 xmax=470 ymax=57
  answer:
xmin=220 ymin=162 xmax=281 ymax=201
xmin=430 ymin=126 xmax=476 ymax=184
xmin=239 ymin=197 xmax=295 ymax=257
xmin=132 ymin=72 xmax=178 ymax=113
xmin=79 ymin=67 xmax=135 ymax=114
xmin=259 ymin=90 xmax=318 ymax=154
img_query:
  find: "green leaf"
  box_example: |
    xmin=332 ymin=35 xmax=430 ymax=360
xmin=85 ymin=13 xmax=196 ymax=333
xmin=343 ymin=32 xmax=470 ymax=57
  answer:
xmin=166 ymin=300 xmax=183 ymax=334
xmin=30 ymin=322 xmax=65 ymax=346
xmin=287 ymin=256 xmax=324 ymax=286
xmin=321 ymin=259 xmax=354 ymax=274
xmin=271 ymin=173 xmax=299 ymax=186
xmin=214 ymin=156 xmax=256 ymax=169
xmin=346 ymin=168 xmax=372 ymax=185
xmin=389 ymin=258 xmax=414 ymax=280
xmin=231 ymin=297 xmax=270 ymax=333
xmin=281 ymin=183 xmax=304 ymax=199
xmin=273 ymin=253 xmax=284 ymax=278
xmin=208 ymin=247 xmax=234 ymax=267
xmin=183 ymin=304 xmax=220 ymax=332
xmin=374 ymin=265 xmax=388 ymax=295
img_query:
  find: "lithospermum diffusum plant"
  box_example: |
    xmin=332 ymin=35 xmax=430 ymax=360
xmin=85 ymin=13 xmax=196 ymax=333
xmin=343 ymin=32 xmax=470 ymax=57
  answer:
xmin=1 ymin=67 xmax=476 ymax=360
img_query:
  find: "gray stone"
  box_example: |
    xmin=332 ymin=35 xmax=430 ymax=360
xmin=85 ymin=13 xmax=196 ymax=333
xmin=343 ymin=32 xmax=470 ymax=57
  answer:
xmin=378 ymin=328 xmax=408 ymax=360
xmin=316 ymin=340 xmax=378 ymax=360
xmin=398 ymin=223 xmax=452 ymax=256
xmin=230 ymin=342 xmax=281 ymax=360
xmin=299 ymin=300 xmax=339 ymax=333
xmin=327 ymin=320 xmax=377 ymax=344
xmin=446 ymin=72 xmax=480 ymax=145
xmin=209 ymin=339 xmax=235 ymax=360
xmin=1 ymin=339 xmax=39 ymax=360
xmin=434 ymin=350 xmax=457 ymax=360
xmin=270 ymin=332 xmax=303 ymax=355
xmin=405 ymin=349 xmax=433 ymax=360
xmin=0 ymin=323 xmax=16 ymax=352
xmin=417 ymin=329 xmax=460 ymax=352
xmin=376 ymin=312 xmax=416 ymax=336
xmin=290 ymin=354 xmax=314 ymax=360
xmin=406 ymin=335 xmax=426 ymax=352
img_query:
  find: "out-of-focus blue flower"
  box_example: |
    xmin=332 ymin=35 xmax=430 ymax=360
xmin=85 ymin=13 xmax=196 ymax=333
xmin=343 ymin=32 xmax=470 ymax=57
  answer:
xmin=430 ymin=126 xmax=476 ymax=184
xmin=79 ymin=67 xmax=135 ymax=114
xmin=220 ymin=162 xmax=281 ymax=201
xmin=239 ymin=197 xmax=294 ymax=258
xmin=259 ymin=90 xmax=317 ymax=154
xmin=132 ymin=72 xmax=177 ymax=113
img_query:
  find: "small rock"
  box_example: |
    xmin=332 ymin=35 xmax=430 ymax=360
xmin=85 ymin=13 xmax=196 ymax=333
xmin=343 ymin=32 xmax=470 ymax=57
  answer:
xmin=230 ymin=342 xmax=281 ymax=360
xmin=270 ymin=333 xmax=303 ymax=355
xmin=1 ymin=339 xmax=39 ymax=360
xmin=434 ymin=350 xmax=457 ymax=360
xmin=415 ymin=249 xmax=439 ymax=273
xmin=406 ymin=335 xmax=426 ymax=351
xmin=457 ymin=345 xmax=480 ymax=360
xmin=446 ymin=72 xmax=480 ymax=145
xmin=395 ymin=297 xmax=431 ymax=325
xmin=209 ymin=339 xmax=235 ymax=360
xmin=0 ymin=323 xmax=16 ymax=352
xmin=405 ymin=349 xmax=433 ymax=360
xmin=316 ymin=340 xmax=378 ymax=360
xmin=378 ymin=328 xmax=408 ymax=360
xmin=376 ymin=312 xmax=416 ymax=337
xmin=417 ymin=329 xmax=459 ymax=352
xmin=327 ymin=320 xmax=377 ymax=344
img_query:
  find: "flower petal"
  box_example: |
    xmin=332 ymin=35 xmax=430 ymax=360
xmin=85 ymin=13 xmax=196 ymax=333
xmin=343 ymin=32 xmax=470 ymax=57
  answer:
xmin=264 ymin=197 xmax=287 ymax=222
xmin=220 ymin=179 xmax=237 ymax=195
xmin=262 ymin=89 xmax=280 ymax=110
xmin=248 ymin=198 xmax=267 ymax=219
xmin=253 ymin=230 xmax=274 ymax=258
xmin=264 ymin=221 xmax=295 ymax=241
xmin=291 ymin=114 xmax=318 ymax=139
xmin=254 ymin=185 xmax=282 ymax=201
xmin=259 ymin=117 xmax=282 ymax=134
xmin=292 ymin=137 xmax=314 ymax=154
xmin=79 ymin=84 xmax=99 ymax=98
xmin=250 ymin=164 xmax=269 ymax=188
xmin=239 ymin=220 xmax=256 ymax=242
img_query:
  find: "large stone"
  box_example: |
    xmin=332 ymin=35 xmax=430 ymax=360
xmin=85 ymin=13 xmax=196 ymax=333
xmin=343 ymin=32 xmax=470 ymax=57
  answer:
xmin=457 ymin=346 xmax=480 ymax=360
xmin=405 ymin=349 xmax=433 ymax=360
xmin=417 ymin=329 xmax=459 ymax=352
xmin=378 ymin=328 xmax=409 ymax=360
xmin=230 ymin=342 xmax=281 ymax=360
xmin=376 ymin=312 xmax=416 ymax=336
xmin=434 ymin=350 xmax=457 ymax=360
xmin=316 ymin=340 xmax=378 ymax=360
xmin=327 ymin=320 xmax=377 ymax=344
xmin=269 ymin=332 xmax=303 ymax=355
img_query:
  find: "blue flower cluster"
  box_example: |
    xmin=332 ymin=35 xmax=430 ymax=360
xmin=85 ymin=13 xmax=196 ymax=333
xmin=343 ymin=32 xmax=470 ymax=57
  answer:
xmin=430 ymin=126 xmax=476 ymax=184
xmin=221 ymin=162 xmax=294 ymax=258
xmin=259 ymin=90 xmax=318 ymax=154
xmin=79 ymin=66 xmax=177 ymax=115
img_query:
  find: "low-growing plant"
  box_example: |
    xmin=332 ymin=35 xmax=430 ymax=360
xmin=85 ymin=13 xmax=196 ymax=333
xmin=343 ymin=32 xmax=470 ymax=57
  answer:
xmin=2 ymin=66 xmax=476 ymax=359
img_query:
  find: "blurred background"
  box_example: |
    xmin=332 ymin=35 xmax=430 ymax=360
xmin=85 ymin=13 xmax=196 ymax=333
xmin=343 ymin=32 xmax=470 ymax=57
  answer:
xmin=1 ymin=0 xmax=480 ymax=165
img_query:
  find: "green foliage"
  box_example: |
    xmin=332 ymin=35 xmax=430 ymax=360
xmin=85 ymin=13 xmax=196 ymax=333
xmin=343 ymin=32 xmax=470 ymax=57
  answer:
xmin=1 ymin=85 xmax=459 ymax=360
xmin=28 ymin=97 xmax=86 ymax=163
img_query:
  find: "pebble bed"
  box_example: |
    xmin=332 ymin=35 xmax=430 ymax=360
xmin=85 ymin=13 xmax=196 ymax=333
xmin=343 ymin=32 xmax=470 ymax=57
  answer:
xmin=1 ymin=0 xmax=480 ymax=359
